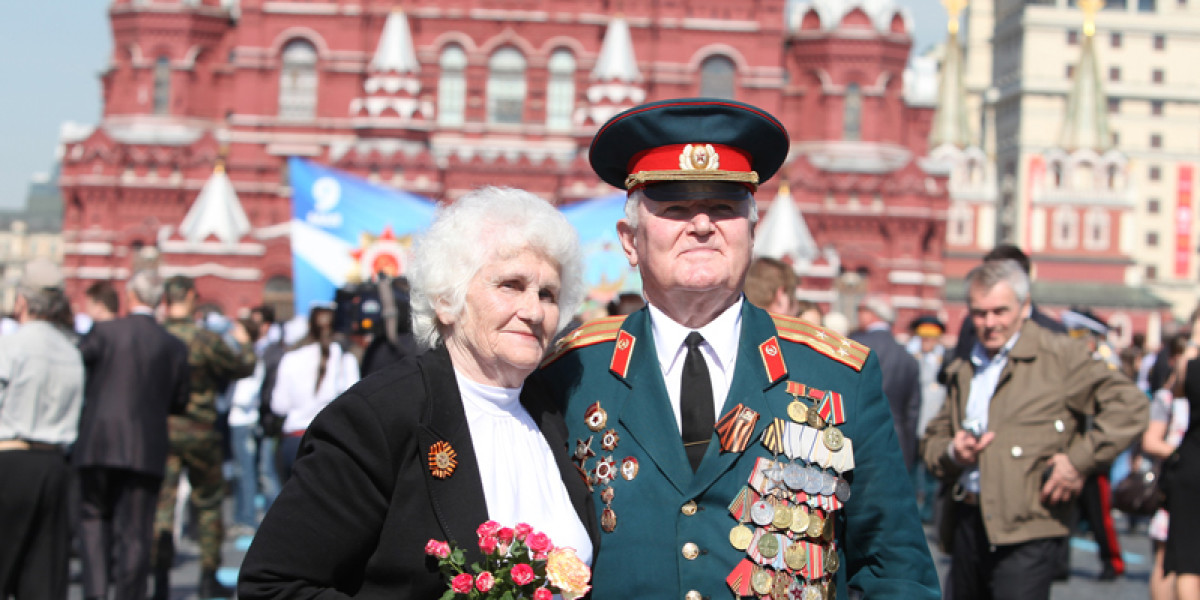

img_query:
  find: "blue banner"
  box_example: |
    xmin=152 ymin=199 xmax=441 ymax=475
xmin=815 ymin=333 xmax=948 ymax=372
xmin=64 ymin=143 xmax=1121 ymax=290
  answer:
xmin=287 ymin=157 xmax=437 ymax=316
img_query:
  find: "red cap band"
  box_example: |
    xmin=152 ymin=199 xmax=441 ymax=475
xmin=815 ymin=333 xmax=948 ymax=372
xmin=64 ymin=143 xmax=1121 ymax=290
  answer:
xmin=627 ymin=144 xmax=752 ymax=177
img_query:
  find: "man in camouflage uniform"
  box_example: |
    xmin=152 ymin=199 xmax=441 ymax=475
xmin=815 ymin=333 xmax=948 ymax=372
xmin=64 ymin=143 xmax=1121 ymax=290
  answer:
xmin=152 ymin=276 xmax=255 ymax=600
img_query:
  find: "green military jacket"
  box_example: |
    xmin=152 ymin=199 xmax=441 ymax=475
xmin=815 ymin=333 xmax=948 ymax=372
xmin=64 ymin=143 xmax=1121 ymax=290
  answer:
xmin=536 ymin=302 xmax=939 ymax=600
xmin=165 ymin=318 xmax=257 ymax=427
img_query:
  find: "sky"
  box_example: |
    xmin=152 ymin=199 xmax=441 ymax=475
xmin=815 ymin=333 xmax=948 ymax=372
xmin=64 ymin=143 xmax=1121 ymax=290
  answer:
xmin=0 ymin=0 xmax=947 ymax=211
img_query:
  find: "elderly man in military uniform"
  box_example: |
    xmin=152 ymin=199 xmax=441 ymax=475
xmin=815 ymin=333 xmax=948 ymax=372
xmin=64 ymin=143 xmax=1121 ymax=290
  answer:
xmin=152 ymin=276 xmax=256 ymax=600
xmin=537 ymin=99 xmax=939 ymax=600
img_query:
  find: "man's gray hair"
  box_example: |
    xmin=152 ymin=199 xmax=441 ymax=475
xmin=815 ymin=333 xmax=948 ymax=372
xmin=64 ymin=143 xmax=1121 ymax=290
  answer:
xmin=965 ymin=259 xmax=1030 ymax=305
xmin=624 ymin=189 xmax=760 ymax=229
xmin=18 ymin=287 xmax=70 ymax=322
xmin=408 ymin=186 xmax=585 ymax=349
xmin=127 ymin=270 xmax=164 ymax=307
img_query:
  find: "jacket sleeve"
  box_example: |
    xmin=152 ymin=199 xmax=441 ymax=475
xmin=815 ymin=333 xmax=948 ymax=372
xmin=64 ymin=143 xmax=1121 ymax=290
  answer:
xmin=206 ymin=333 xmax=258 ymax=384
xmin=237 ymin=390 xmax=396 ymax=600
xmin=171 ymin=343 xmax=192 ymax=415
xmin=270 ymin=354 xmax=296 ymax=416
xmin=920 ymin=360 xmax=962 ymax=480
xmin=1061 ymin=340 xmax=1149 ymax=474
xmin=842 ymin=352 xmax=942 ymax=599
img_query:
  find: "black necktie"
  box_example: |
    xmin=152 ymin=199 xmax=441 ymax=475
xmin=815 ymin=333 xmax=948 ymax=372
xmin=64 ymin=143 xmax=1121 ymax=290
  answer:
xmin=681 ymin=332 xmax=714 ymax=471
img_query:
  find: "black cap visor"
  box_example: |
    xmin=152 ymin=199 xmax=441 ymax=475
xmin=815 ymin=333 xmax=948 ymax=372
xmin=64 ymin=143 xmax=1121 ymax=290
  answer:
xmin=639 ymin=181 xmax=753 ymax=202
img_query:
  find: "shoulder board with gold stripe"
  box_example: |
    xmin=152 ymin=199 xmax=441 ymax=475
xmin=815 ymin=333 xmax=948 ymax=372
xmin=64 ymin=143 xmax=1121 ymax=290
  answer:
xmin=541 ymin=315 xmax=627 ymax=367
xmin=771 ymin=314 xmax=869 ymax=372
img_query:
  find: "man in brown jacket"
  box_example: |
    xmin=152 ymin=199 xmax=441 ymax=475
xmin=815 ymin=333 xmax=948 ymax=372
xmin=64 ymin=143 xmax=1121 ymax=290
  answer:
xmin=921 ymin=259 xmax=1147 ymax=600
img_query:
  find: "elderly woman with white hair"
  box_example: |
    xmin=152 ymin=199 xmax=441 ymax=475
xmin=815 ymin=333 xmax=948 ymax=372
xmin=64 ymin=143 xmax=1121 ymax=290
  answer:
xmin=238 ymin=187 xmax=598 ymax=598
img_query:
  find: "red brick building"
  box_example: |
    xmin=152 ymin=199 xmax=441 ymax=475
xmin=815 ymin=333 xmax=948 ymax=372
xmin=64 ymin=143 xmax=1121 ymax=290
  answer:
xmin=58 ymin=0 xmax=947 ymax=324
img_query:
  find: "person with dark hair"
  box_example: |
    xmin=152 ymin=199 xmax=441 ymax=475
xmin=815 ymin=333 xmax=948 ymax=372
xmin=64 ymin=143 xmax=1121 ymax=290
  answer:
xmin=152 ymin=276 xmax=256 ymax=600
xmin=75 ymin=269 xmax=189 ymax=600
xmin=1166 ymin=328 xmax=1200 ymax=600
xmin=84 ymin=281 xmax=120 ymax=323
xmin=270 ymin=303 xmax=360 ymax=482
xmin=225 ymin=317 xmax=266 ymax=539
xmin=0 ymin=258 xmax=85 ymax=600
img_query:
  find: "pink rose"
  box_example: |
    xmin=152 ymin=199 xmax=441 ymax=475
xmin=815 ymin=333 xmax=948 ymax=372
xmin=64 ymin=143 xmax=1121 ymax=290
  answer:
xmin=511 ymin=563 xmax=535 ymax=586
xmin=424 ymin=539 xmax=450 ymax=559
xmin=497 ymin=527 xmax=515 ymax=544
xmin=451 ymin=573 xmax=474 ymax=594
xmin=533 ymin=587 xmax=553 ymax=600
xmin=479 ymin=535 xmax=498 ymax=554
xmin=475 ymin=571 xmax=495 ymax=593
xmin=514 ymin=523 xmax=533 ymax=541
xmin=526 ymin=532 xmax=552 ymax=557
xmin=476 ymin=520 xmax=502 ymax=538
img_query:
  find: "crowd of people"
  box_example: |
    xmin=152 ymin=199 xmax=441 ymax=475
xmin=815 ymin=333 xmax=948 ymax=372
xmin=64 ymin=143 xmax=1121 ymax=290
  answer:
xmin=2 ymin=96 xmax=1198 ymax=600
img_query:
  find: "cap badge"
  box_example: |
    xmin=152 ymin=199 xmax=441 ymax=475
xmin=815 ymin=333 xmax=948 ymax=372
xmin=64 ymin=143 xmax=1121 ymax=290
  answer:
xmin=680 ymin=144 xmax=720 ymax=171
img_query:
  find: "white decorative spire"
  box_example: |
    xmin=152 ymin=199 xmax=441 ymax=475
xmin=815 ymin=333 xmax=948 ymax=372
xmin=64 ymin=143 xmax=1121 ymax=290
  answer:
xmin=370 ymin=10 xmax=420 ymax=74
xmin=930 ymin=0 xmax=972 ymax=148
xmin=592 ymin=16 xmax=640 ymax=82
xmin=180 ymin=164 xmax=251 ymax=244
xmin=1058 ymin=1 xmax=1111 ymax=152
xmin=754 ymin=183 xmax=819 ymax=264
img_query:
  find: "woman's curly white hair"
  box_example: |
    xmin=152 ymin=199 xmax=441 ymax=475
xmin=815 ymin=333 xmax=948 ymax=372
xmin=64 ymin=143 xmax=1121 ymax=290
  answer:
xmin=408 ymin=186 xmax=585 ymax=349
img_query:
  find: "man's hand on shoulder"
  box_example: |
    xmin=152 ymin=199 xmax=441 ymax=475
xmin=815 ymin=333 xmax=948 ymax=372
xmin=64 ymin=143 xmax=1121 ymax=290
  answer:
xmin=1039 ymin=453 xmax=1084 ymax=505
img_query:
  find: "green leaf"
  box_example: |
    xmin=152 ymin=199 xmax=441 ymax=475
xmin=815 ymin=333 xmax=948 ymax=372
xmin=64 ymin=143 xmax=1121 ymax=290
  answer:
xmin=437 ymin=590 xmax=456 ymax=600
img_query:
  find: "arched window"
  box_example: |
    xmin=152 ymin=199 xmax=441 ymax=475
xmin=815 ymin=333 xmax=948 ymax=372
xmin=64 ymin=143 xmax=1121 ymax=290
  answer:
xmin=437 ymin=45 xmax=467 ymax=126
xmin=948 ymin=202 xmax=974 ymax=246
xmin=843 ymin=83 xmax=862 ymax=141
xmin=546 ymin=49 xmax=575 ymax=131
xmin=1083 ymin=208 xmax=1110 ymax=250
xmin=488 ymin=47 xmax=526 ymax=125
xmin=1052 ymin=207 xmax=1080 ymax=249
xmin=699 ymin=55 xmax=736 ymax=99
xmin=279 ymin=40 xmax=318 ymax=120
xmin=153 ymin=56 xmax=171 ymax=115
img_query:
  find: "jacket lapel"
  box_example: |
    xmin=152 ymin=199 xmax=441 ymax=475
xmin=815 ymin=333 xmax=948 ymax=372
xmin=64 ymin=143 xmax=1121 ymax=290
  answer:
xmin=522 ymin=377 xmax=601 ymax=550
xmin=615 ymin=310 xmax=694 ymax=494
xmin=688 ymin=303 xmax=784 ymax=497
xmin=416 ymin=347 xmax=490 ymax=557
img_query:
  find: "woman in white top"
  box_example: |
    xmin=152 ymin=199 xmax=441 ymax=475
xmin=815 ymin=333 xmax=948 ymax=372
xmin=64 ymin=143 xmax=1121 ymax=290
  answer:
xmin=270 ymin=303 xmax=360 ymax=482
xmin=239 ymin=187 xmax=596 ymax=599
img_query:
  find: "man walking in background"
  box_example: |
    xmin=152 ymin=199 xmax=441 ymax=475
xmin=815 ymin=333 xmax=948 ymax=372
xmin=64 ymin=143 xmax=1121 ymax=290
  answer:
xmin=851 ymin=295 xmax=922 ymax=470
xmin=75 ymin=270 xmax=190 ymax=600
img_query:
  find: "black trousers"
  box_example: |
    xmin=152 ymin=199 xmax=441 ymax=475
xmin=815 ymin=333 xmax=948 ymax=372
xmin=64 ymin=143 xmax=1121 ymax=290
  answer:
xmin=0 ymin=449 xmax=72 ymax=600
xmin=78 ymin=467 xmax=163 ymax=600
xmin=947 ymin=502 xmax=1065 ymax=600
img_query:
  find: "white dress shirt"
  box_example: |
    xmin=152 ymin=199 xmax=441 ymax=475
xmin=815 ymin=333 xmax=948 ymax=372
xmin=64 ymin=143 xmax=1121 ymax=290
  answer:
xmin=647 ymin=298 xmax=743 ymax=433
xmin=456 ymin=371 xmax=594 ymax=565
xmin=271 ymin=342 xmax=360 ymax=433
xmin=958 ymin=333 xmax=1020 ymax=493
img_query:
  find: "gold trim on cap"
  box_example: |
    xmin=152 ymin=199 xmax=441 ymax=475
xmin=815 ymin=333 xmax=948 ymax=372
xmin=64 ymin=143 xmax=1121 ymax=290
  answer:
xmin=624 ymin=169 xmax=760 ymax=190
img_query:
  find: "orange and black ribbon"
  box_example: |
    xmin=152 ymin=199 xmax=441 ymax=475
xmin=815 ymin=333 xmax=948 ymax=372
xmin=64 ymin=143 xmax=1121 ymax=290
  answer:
xmin=428 ymin=441 xmax=457 ymax=479
xmin=715 ymin=403 xmax=760 ymax=453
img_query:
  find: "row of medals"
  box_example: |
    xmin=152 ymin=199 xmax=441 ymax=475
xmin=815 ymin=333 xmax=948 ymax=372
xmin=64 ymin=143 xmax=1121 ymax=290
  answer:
xmin=732 ymin=398 xmax=849 ymax=600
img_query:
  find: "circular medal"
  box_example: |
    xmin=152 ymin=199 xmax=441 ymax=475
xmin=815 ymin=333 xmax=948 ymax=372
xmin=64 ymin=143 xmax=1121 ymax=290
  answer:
xmin=783 ymin=463 xmax=806 ymax=490
xmin=750 ymin=500 xmax=775 ymax=526
xmin=787 ymin=400 xmax=809 ymax=424
xmin=823 ymin=515 xmax=835 ymax=541
xmin=790 ymin=505 xmax=811 ymax=534
xmin=802 ymin=467 xmax=822 ymax=495
xmin=585 ymin=402 xmax=608 ymax=432
xmin=730 ymin=524 xmax=754 ymax=551
xmin=789 ymin=577 xmax=807 ymax=600
xmin=771 ymin=503 xmax=793 ymax=530
xmin=601 ymin=429 xmax=620 ymax=451
xmin=807 ymin=410 xmax=826 ymax=430
xmin=835 ymin=478 xmax=851 ymax=502
xmin=807 ymin=512 xmax=825 ymax=539
xmin=757 ymin=532 xmax=780 ymax=559
xmin=804 ymin=583 xmax=824 ymax=600
xmin=772 ymin=570 xmax=792 ymax=599
xmin=751 ymin=566 xmax=774 ymax=596
xmin=825 ymin=546 xmax=840 ymax=573
xmin=784 ymin=540 xmax=808 ymax=570
xmin=601 ymin=507 xmax=617 ymax=533
xmin=819 ymin=472 xmax=836 ymax=497
xmin=822 ymin=426 xmax=844 ymax=452
xmin=621 ymin=456 xmax=639 ymax=481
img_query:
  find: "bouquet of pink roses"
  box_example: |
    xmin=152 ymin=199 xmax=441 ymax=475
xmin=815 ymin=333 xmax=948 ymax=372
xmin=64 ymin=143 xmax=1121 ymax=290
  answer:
xmin=426 ymin=520 xmax=591 ymax=600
